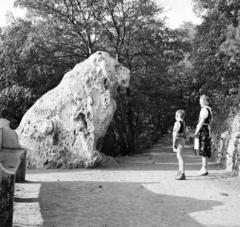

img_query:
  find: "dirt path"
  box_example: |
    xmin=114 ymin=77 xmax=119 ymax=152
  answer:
xmin=13 ymin=136 xmax=240 ymax=227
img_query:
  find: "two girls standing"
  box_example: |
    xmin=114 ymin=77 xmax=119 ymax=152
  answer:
xmin=172 ymin=95 xmax=212 ymax=180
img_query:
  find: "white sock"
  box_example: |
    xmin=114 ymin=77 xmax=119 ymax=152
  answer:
xmin=200 ymin=168 xmax=207 ymax=173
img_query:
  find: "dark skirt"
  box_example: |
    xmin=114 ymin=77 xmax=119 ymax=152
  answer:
xmin=199 ymin=125 xmax=211 ymax=158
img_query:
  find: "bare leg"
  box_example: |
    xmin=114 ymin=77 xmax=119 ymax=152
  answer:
xmin=202 ymin=156 xmax=208 ymax=171
xmin=177 ymin=147 xmax=185 ymax=173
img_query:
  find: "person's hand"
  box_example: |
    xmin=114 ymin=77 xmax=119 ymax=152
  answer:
xmin=192 ymin=132 xmax=199 ymax=138
xmin=173 ymin=144 xmax=177 ymax=151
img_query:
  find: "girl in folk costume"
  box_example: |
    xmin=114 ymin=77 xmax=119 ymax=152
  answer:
xmin=193 ymin=95 xmax=212 ymax=176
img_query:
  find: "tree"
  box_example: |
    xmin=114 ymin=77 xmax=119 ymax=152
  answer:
xmin=15 ymin=0 xmax=102 ymax=57
xmin=0 ymin=18 xmax=73 ymax=127
xmin=0 ymin=0 xmax=189 ymax=156
xmin=185 ymin=0 xmax=240 ymax=127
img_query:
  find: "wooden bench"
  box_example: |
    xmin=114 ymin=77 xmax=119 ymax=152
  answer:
xmin=0 ymin=120 xmax=27 ymax=227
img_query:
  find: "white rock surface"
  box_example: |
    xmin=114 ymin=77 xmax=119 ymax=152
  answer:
xmin=226 ymin=114 xmax=240 ymax=172
xmin=16 ymin=51 xmax=130 ymax=168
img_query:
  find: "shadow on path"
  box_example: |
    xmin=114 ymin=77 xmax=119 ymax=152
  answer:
xmin=38 ymin=181 xmax=221 ymax=227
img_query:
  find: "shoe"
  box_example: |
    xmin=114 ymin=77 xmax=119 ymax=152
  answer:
xmin=200 ymin=171 xmax=208 ymax=176
xmin=175 ymin=173 xmax=186 ymax=180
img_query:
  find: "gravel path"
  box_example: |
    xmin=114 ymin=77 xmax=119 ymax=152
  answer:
xmin=13 ymin=136 xmax=240 ymax=227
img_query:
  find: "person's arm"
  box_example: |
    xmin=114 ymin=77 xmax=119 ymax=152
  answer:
xmin=194 ymin=108 xmax=208 ymax=136
xmin=172 ymin=122 xmax=180 ymax=149
xmin=208 ymin=109 xmax=213 ymax=137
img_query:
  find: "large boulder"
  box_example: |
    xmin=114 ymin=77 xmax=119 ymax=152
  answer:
xmin=16 ymin=51 xmax=130 ymax=168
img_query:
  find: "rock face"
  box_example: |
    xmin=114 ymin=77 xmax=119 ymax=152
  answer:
xmin=225 ymin=113 xmax=240 ymax=173
xmin=213 ymin=112 xmax=240 ymax=174
xmin=16 ymin=51 xmax=130 ymax=168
